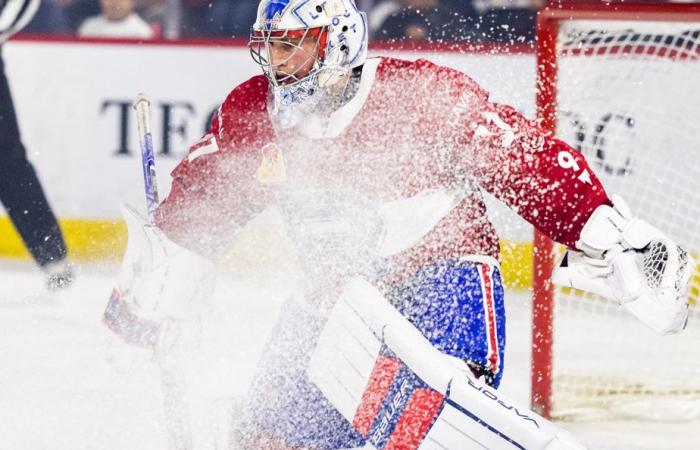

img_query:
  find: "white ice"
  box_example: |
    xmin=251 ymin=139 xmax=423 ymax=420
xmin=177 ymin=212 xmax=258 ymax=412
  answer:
xmin=0 ymin=261 xmax=697 ymax=450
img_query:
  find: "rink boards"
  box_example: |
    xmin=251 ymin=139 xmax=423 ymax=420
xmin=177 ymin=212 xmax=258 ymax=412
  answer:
xmin=0 ymin=37 xmax=536 ymax=286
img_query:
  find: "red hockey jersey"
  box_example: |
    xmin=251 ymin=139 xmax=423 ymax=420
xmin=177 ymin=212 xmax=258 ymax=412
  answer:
xmin=156 ymin=57 xmax=610 ymax=282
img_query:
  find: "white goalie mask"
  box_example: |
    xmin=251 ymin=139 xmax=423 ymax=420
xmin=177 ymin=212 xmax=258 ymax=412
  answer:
xmin=249 ymin=0 xmax=368 ymax=121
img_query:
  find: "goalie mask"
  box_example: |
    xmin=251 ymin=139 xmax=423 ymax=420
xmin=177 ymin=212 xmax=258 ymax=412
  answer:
xmin=249 ymin=0 xmax=368 ymax=124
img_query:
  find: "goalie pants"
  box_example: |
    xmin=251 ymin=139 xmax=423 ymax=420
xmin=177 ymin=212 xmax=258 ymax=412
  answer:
xmin=248 ymin=258 xmax=506 ymax=449
xmin=0 ymin=48 xmax=67 ymax=267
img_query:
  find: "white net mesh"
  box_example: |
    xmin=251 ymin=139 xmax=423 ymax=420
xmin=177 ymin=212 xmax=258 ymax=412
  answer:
xmin=550 ymin=18 xmax=700 ymax=421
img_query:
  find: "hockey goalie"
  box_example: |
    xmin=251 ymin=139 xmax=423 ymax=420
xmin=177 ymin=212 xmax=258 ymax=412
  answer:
xmin=103 ymin=0 xmax=694 ymax=449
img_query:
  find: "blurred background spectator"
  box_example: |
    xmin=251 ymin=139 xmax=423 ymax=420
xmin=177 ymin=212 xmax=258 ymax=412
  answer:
xmin=13 ymin=0 xmax=616 ymax=45
xmin=135 ymin=0 xmax=165 ymax=35
xmin=180 ymin=0 xmax=210 ymax=36
xmin=78 ymin=0 xmax=155 ymax=38
xmin=370 ymin=0 xmax=542 ymax=44
xmin=472 ymin=0 xmax=543 ymax=44
xmin=370 ymin=0 xmax=479 ymax=43
xmin=201 ymin=0 xmax=258 ymax=38
xmin=55 ymin=0 xmax=101 ymax=32
xmin=23 ymin=0 xmax=71 ymax=34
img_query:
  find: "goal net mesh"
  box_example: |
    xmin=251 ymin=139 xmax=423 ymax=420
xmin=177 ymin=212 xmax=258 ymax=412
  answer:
xmin=549 ymin=18 xmax=700 ymax=421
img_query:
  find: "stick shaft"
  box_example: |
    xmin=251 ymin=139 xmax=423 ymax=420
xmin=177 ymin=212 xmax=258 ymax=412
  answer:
xmin=133 ymin=94 xmax=159 ymax=224
xmin=132 ymin=94 xmax=192 ymax=450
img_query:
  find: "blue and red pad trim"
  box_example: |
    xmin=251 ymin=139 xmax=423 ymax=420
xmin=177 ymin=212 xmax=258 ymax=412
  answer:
xmin=352 ymin=347 xmax=446 ymax=450
xmin=102 ymin=289 xmax=159 ymax=348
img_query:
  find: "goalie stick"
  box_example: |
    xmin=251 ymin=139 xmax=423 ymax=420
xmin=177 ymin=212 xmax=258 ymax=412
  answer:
xmin=308 ymin=278 xmax=586 ymax=450
xmin=132 ymin=94 xmax=193 ymax=450
xmin=133 ymin=94 xmax=159 ymax=222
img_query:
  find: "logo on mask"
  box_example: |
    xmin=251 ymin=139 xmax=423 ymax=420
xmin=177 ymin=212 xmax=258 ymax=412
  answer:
xmin=263 ymin=0 xmax=291 ymax=28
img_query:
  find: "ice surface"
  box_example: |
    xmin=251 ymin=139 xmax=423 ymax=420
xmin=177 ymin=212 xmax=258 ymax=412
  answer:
xmin=0 ymin=261 xmax=697 ymax=449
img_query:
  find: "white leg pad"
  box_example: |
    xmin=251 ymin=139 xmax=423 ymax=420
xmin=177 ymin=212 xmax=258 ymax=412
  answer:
xmin=308 ymin=277 xmax=586 ymax=450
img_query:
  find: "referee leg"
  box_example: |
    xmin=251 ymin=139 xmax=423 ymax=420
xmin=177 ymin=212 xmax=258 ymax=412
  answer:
xmin=0 ymin=49 xmax=67 ymax=268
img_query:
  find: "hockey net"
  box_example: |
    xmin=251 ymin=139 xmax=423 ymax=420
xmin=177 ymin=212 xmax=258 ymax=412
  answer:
xmin=532 ymin=3 xmax=700 ymax=421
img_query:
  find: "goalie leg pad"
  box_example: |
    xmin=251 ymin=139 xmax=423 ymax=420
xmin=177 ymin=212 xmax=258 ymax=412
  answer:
xmin=308 ymin=277 xmax=586 ymax=450
xmin=352 ymin=346 xmax=445 ymax=449
xmin=246 ymin=298 xmax=365 ymax=449
xmin=393 ymin=258 xmax=506 ymax=387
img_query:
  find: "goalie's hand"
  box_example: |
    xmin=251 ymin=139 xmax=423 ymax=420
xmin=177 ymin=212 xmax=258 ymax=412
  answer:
xmin=553 ymin=195 xmax=694 ymax=335
xmin=104 ymin=205 xmax=216 ymax=351
xmin=116 ymin=204 xmax=215 ymax=319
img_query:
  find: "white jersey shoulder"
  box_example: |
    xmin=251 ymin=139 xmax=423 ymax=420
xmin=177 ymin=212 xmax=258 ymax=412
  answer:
xmin=295 ymin=57 xmax=381 ymax=139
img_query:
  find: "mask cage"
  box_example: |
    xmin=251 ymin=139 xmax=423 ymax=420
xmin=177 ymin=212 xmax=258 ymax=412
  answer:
xmin=249 ymin=26 xmax=329 ymax=87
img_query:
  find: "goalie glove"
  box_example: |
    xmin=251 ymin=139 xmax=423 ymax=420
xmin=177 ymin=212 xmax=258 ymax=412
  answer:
xmin=553 ymin=195 xmax=694 ymax=335
xmin=103 ymin=204 xmax=216 ymax=350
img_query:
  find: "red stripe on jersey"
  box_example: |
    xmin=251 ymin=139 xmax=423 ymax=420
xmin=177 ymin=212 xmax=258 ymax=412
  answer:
xmin=384 ymin=389 xmax=445 ymax=450
xmin=353 ymin=356 xmax=401 ymax=437
xmin=479 ymin=264 xmax=500 ymax=374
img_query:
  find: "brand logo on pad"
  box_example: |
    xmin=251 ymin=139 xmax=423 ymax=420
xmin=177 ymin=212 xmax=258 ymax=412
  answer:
xmin=256 ymin=142 xmax=287 ymax=184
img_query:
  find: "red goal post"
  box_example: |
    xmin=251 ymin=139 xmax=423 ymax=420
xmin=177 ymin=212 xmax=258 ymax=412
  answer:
xmin=532 ymin=2 xmax=700 ymax=419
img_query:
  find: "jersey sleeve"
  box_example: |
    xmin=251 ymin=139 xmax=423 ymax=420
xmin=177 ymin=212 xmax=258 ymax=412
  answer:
xmin=439 ymin=64 xmax=611 ymax=248
xmin=155 ymin=75 xmax=273 ymax=256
